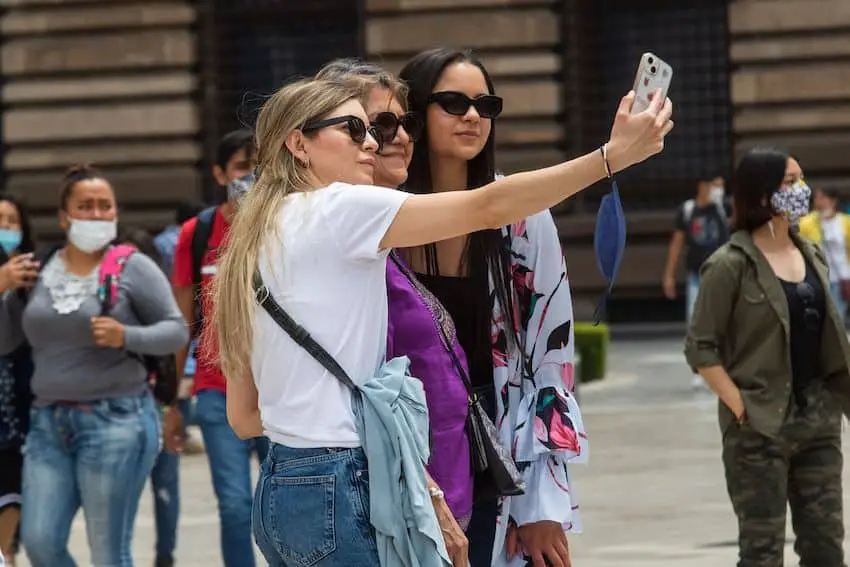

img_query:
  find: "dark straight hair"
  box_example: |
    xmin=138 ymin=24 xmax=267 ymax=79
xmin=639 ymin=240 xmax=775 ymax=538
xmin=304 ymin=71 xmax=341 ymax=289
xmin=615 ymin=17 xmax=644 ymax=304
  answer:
xmin=732 ymin=147 xmax=790 ymax=232
xmin=399 ymin=47 xmax=518 ymax=350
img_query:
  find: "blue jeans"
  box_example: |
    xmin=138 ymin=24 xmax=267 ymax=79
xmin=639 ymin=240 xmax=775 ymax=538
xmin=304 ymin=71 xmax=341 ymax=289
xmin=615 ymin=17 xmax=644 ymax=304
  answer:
xmin=195 ymin=389 xmax=269 ymax=567
xmin=150 ymin=398 xmax=193 ymax=560
xmin=253 ymin=444 xmax=379 ymax=567
xmin=685 ymin=271 xmax=701 ymax=323
xmin=21 ymin=393 xmax=160 ymax=567
xmin=829 ymin=281 xmax=848 ymax=327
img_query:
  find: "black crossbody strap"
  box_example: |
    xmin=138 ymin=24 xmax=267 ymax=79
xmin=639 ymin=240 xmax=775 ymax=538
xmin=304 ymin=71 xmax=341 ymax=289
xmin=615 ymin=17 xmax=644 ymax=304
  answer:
xmin=389 ymin=254 xmax=474 ymax=394
xmin=253 ymin=273 xmax=357 ymax=392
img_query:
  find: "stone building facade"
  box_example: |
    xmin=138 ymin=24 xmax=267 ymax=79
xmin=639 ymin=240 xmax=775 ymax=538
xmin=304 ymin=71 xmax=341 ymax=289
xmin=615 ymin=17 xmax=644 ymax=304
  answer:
xmin=0 ymin=0 xmax=844 ymax=317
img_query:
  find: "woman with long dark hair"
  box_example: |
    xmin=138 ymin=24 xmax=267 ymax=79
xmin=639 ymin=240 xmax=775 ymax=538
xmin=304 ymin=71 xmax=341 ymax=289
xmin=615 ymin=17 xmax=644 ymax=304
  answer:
xmin=686 ymin=147 xmax=850 ymax=566
xmin=0 ymin=194 xmax=34 ymax=566
xmin=399 ymin=48 xmax=588 ymax=567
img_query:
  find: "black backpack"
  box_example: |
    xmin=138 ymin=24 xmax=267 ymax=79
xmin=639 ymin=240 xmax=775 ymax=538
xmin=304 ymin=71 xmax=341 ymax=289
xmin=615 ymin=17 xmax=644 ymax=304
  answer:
xmin=189 ymin=206 xmax=217 ymax=337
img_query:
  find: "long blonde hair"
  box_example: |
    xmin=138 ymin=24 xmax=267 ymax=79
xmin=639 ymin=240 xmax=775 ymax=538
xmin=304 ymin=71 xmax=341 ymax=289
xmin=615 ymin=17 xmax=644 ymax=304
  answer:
xmin=208 ymin=78 xmax=366 ymax=382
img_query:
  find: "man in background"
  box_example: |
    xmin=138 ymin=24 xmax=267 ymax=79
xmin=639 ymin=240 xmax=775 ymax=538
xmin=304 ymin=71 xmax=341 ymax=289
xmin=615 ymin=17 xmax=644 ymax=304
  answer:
xmin=662 ymin=174 xmax=730 ymax=389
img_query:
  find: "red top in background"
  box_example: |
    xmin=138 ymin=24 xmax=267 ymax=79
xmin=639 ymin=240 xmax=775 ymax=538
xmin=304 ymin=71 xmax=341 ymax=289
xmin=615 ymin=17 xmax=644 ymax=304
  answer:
xmin=172 ymin=207 xmax=229 ymax=394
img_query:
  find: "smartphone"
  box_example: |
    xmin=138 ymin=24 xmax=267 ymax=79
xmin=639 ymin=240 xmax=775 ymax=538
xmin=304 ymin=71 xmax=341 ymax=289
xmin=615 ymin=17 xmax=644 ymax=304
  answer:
xmin=631 ymin=52 xmax=673 ymax=114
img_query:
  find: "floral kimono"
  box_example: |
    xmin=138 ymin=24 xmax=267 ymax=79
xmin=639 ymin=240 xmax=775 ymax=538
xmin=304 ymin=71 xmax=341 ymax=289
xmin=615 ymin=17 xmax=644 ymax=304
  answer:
xmin=490 ymin=209 xmax=589 ymax=566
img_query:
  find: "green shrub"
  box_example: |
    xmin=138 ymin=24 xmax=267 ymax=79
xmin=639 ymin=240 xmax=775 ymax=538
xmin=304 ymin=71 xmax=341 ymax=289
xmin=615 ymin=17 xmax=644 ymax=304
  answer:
xmin=574 ymin=322 xmax=609 ymax=382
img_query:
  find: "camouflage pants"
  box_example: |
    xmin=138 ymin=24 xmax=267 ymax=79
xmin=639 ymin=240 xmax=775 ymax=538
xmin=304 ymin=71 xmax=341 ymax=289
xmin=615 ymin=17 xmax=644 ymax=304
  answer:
xmin=722 ymin=387 xmax=845 ymax=567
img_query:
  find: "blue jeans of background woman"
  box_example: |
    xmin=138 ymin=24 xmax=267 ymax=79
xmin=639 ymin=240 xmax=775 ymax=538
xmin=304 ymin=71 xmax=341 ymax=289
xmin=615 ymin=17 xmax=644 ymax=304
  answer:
xmin=150 ymin=397 xmax=193 ymax=566
xmin=253 ymin=444 xmax=379 ymax=567
xmin=829 ymin=281 xmax=847 ymax=327
xmin=20 ymin=392 xmax=160 ymax=567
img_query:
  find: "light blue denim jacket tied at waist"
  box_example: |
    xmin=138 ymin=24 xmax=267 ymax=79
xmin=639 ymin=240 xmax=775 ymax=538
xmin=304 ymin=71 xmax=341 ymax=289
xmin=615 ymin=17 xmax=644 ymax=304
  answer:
xmin=355 ymin=356 xmax=451 ymax=567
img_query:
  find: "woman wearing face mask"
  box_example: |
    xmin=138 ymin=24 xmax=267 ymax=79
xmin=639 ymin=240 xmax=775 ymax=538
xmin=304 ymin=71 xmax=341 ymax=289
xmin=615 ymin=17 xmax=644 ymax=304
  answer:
xmin=799 ymin=186 xmax=850 ymax=325
xmin=686 ymin=148 xmax=850 ymax=567
xmin=213 ymin=76 xmax=670 ymax=567
xmin=0 ymin=195 xmax=35 ymax=567
xmin=0 ymin=164 xmax=189 ymax=567
xmin=397 ymin=48 xmax=588 ymax=567
xmin=316 ymin=58 xmax=472 ymax=564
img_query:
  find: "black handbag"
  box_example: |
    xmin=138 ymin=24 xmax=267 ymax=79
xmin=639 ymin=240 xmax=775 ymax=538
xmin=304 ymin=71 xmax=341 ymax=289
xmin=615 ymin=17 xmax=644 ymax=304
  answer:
xmin=390 ymin=254 xmax=526 ymax=498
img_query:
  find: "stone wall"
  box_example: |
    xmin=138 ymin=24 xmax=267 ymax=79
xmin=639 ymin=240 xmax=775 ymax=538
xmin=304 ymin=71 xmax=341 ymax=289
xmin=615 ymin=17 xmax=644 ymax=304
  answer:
xmin=729 ymin=0 xmax=850 ymax=191
xmin=0 ymin=0 xmax=201 ymax=241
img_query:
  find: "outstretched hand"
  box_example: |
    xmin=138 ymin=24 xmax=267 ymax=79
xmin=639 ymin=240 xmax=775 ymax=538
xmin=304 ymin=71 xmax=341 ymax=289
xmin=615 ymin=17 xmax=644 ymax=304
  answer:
xmin=606 ymin=88 xmax=674 ymax=173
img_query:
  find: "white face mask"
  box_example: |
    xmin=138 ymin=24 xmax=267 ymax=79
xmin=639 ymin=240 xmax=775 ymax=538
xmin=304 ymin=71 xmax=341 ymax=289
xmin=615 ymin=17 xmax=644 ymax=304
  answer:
xmin=67 ymin=218 xmax=117 ymax=253
xmin=709 ymin=185 xmax=724 ymax=202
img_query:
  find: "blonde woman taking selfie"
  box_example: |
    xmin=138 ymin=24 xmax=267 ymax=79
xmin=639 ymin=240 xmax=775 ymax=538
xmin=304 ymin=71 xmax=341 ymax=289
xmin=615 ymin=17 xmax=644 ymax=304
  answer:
xmin=210 ymin=78 xmax=672 ymax=567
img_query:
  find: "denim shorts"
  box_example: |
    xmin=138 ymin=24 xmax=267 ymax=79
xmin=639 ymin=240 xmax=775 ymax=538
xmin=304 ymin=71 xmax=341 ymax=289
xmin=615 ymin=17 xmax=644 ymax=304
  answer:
xmin=252 ymin=443 xmax=380 ymax=567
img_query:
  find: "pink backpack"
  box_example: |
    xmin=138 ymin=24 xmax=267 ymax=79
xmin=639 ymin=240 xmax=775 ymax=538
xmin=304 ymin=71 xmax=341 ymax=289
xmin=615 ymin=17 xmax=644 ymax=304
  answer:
xmin=97 ymin=244 xmax=137 ymax=313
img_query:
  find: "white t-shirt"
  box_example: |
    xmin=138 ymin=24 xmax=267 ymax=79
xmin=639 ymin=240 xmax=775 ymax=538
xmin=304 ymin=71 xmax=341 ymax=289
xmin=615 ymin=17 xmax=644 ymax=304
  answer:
xmin=820 ymin=215 xmax=850 ymax=283
xmin=252 ymin=182 xmax=410 ymax=448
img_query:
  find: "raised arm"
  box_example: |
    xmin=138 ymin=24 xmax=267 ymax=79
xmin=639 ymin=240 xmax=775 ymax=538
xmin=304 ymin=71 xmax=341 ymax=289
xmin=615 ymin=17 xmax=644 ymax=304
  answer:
xmin=381 ymin=90 xmax=673 ymax=251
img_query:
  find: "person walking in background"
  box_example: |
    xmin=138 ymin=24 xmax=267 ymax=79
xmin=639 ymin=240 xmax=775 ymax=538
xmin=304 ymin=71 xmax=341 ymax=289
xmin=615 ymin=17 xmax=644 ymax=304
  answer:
xmin=799 ymin=186 xmax=850 ymax=326
xmin=686 ymin=148 xmax=850 ymax=567
xmin=663 ymin=173 xmax=729 ymax=389
xmin=0 ymin=195 xmax=35 ymax=567
xmin=171 ymin=131 xmax=268 ymax=567
xmin=154 ymin=202 xmax=203 ymax=282
xmin=155 ymin=202 xmax=205 ymax=457
xmin=0 ymin=165 xmax=187 ymax=567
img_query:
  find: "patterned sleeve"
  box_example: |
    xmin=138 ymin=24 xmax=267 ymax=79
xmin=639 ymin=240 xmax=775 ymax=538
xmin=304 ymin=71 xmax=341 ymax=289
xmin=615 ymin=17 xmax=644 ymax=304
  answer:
xmin=508 ymin=210 xmax=589 ymax=530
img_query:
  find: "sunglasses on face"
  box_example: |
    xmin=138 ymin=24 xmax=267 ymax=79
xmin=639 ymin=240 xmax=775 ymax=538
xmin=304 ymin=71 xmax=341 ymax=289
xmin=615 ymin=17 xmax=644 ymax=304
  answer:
xmin=370 ymin=112 xmax=423 ymax=146
xmin=301 ymin=115 xmax=383 ymax=153
xmin=427 ymin=91 xmax=503 ymax=119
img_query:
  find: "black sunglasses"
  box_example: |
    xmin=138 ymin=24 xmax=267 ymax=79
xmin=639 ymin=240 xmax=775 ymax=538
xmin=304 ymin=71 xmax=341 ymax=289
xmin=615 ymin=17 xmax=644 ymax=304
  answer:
xmin=427 ymin=91 xmax=503 ymax=119
xmin=370 ymin=111 xmax=423 ymax=145
xmin=301 ymin=115 xmax=383 ymax=153
xmin=796 ymin=281 xmax=821 ymax=332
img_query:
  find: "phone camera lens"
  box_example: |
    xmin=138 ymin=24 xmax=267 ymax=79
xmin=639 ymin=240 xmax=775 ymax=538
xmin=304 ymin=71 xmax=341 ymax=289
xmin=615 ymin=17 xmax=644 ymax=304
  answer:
xmin=648 ymin=57 xmax=654 ymax=64
xmin=650 ymin=65 xmax=657 ymax=74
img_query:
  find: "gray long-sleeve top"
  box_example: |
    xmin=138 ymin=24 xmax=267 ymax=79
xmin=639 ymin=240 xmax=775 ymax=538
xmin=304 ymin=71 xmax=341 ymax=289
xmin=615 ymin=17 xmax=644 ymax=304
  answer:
xmin=0 ymin=251 xmax=189 ymax=406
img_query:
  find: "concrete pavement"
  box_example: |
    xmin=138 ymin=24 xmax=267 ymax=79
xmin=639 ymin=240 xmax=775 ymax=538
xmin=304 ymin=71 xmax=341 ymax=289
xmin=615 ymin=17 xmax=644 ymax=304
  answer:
xmin=18 ymin=337 xmax=850 ymax=566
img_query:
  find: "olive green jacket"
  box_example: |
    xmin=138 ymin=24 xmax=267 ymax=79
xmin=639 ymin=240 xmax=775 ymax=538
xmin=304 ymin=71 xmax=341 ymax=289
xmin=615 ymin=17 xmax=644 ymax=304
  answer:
xmin=684 ymin=230 xmax=850 ymax=437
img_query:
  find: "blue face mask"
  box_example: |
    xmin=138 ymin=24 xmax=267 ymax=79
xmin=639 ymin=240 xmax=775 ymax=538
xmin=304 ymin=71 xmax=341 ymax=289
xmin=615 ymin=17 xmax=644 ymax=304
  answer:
xmin=226 ymin=173 xmax=255 ymax=202
xmin=0 ymin=228 xmax=22 ymax=255
xmin=592 ymin=179 xmax=627 ymax=324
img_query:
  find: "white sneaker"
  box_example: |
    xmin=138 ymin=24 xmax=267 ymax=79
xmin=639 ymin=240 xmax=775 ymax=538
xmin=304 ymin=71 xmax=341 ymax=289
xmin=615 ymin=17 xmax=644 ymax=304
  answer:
xmin=691 ymin=374 xmax=707 ymax=390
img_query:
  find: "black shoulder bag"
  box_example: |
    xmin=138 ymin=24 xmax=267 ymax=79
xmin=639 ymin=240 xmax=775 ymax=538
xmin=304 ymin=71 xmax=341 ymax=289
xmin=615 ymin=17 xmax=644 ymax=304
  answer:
xmin=389 ymin=254 xmax=525 ymax=498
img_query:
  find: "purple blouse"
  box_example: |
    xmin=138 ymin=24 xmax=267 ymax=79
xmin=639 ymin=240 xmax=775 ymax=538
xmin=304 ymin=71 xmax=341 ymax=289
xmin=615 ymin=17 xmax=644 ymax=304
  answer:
xmin=386 ymin=255 xmax=473 ymax=522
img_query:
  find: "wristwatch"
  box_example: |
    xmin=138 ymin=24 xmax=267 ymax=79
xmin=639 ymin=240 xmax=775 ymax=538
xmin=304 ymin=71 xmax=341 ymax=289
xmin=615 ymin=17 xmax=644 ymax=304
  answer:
xmin=428 ymin=486 xmax=445 ymax=501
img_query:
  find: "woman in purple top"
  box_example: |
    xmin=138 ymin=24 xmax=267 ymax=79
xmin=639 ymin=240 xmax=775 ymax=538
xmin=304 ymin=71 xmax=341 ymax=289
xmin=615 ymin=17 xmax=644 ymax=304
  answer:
xmin=315 ymin=60 xmax=473 ymax=561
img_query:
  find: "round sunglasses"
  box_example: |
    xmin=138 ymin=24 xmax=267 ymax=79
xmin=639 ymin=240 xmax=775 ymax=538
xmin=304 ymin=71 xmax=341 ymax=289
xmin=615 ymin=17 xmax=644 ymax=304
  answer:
xmin=427 ymin=91 xmax=503 ymax=119
xmin=370 ymin=111 xmax=423 ymax=145
xmin=301 ymin=115 xmax=383 ymax=153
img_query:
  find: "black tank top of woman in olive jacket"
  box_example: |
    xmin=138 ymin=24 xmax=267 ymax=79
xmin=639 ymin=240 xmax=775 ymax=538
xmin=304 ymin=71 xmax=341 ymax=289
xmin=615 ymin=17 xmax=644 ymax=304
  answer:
xmin=778 ymin=257 xmax=826 ymax=408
